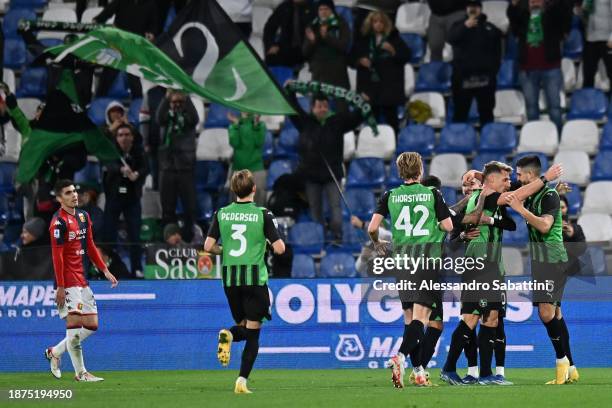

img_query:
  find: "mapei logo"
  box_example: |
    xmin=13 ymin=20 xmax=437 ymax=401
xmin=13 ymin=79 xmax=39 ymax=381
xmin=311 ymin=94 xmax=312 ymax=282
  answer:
xmin=335 ymin=334 xmax=365 ymax=361
xmin=68 ymin=231 xmax=76 ymax=241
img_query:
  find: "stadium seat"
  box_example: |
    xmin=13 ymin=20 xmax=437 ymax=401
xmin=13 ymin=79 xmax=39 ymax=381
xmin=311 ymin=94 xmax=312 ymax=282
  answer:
xmin=262 ymin=130 xmax=274 ymax=161
xmin=128 ymin=98 xmax=143 ymax=126
xmin=195 ymin=161 xmax=226 ymax=192
xmin=16 ymin=97 xmax=41 ymax=120
xmin=471 ymin=153 xmax=506 ymax=172
xmin=502 ymin=247 xmax=524 ymax=276
xmin=577 ymin=60 xmax=612 ymax=92
xmin=205 ymin=104 xmax=235 ymax=128
xmin=251 ymin=6 xmax=273 ymax=37
xmin=493 ymin=90 xmax=526 ymax=125
xmin=74 ymin=159 xmax=101 ymax=184
xmin=396 ymin=2 xmax=431 ymax=36
xmin=578 ymin=213 xmax=612 ymax=242
xmin=343 ymin=131 xmax=356 ymax=161
xmin=415 ymin=61 xmax=452 ymax=93
xmin=400 ymin=33 xmax=425 ymax=65
xmin=601 ymin=123 xmax=612 ymax=150
xmin=291 ymin=254 xmax=316 ymax=278
xmin=196 ymin=191 xmax=214 ymax=222
xmin=10 ymin=0 xmax=47 ymax=9
xmin=266 ymin=159 xmax=296 ymax=190
xmin=505 ymin=33 xmax=519 ymax=60
xmin=0 ymin=162 xmax=17 ymax=193
xmin=289 ymin=221 xmax=324 ymax=254
xmin=563 ymin=28 xmax=583 ymax=60
xmin=190 ymin=96 xmax=205 ymax=133
xmin=553 ymin=151 xmax=590 ymax=185
xmin=409 ymin=92 xmax=446 ymax=127
xmin=538 ymin=89 xmax=567 ymax=113
xmin=558 ymin=120 xmax=598 ymax=154
xmin=557 ymin=182 xmax=581 ymax=215
xmin=269 ymin=66 xmax=294 ymax=87
xmin=441 ymin=186 xmax=458 ymax=205
xmin=346 ymin=157 xmax=386 ymax=189
xmin=3 ymin=8 xmax=36 ymax=38
xmin=2 ymin=69 xmax=15 ymax=93
xmin=87 ymin=97 xmax=114 ymax=126
xmin=582 ymin=181 xmax=612 ymax=214
xmin=591 ymin=151 xmax=612 ymax=181
xmin=561 ymin=58 xmax=577 ymax=92
xmin=3 ymin=38 xmax=27 ymax=69
xmin=106 ymin=71 xmax=130 ymax=99
xmin=404 ymin=64 xmax=415 ymax=96
xmin=517 ymin=120 xmax=558 ymax=155
xmin=141 ymin=190 xmax=161 ymax=220
xmin=38 ymin=8 xmax=77 ymax=40
xmin=343 ymin=188 xmax=376 ymax=220
xmin=356 ymin=125 xmax=396 ymax=160
xmin=482 ymin=0 xmax=509 ymax=33
xmin=435 ymin=123 xmax=476 ymax=154
xmin=348 ymin=67 xmax=357 ymax=91
xmin=275 ymin=127 xmax=299 ymax=159
xmin=336 ymin=6 xmax=354 ymax=39
xmin=503 ymin=211 xmax=529 ymax=247
xmin=334 ymin=0 xmax=356 ymax=6
xmin=496 ymin=59 xmax=518 ymax=89
xmin=479 ymin=122 xmax=517 ymax=154
xmin=81 ymin=7 xmax=105 ymax=23
xmin=39 ymin=38 xmax=63 ymax=49
xmin=248 ymin=35 xmax=264 ymax=58
xmin=196 ymin=128 xmax=233 ymax=161
xmin=424 ymin=42 xmax=453 ymax=63
xmin=567 ymin=88 xmax=608 ymax=121
xmin=397 ymin=124 xmax=435 ymax=156
xmin=16 ymin=67 xmax=48 ymax=98
xmin=385 ymin=157 xmax=403 ymax=190
xmin=512 ymin=152 xmax=549 ymax=173
xmin=429 ymin=154 xmax=468 ymax=188
xmin=342 ymin=221 xmax=368 ymax=253
xmin=260 ymin=115 xmax=284 ymax=132
xmin=319 ymin=252 xmax=357 ymax=278
xmin=582 ymin=246 xmax=608 ymax=275
xmin=0 ymin=125 xmax=21 ymax=162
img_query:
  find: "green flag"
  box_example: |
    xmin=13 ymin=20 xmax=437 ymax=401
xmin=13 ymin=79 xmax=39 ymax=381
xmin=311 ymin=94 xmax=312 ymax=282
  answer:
xmin=16 ymin=71 xmax=120 ymax=184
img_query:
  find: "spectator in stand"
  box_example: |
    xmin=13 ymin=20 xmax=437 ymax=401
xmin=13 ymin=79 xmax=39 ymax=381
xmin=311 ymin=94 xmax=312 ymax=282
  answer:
xmin=94 ymin=0 xmax=159 ymax=98
xmin=448 ymin=0 xmax=502 ymax=124
xmin=577 ymin=0 xmax=612 ymax=94
xmin=76 ymin=182 xmax=105 ymax=241
xmin=220 ymin=0 xmax=254 ymax=38
xmin=14 ymin=217 xmax=53 ymax=280
xmin=228 ymin=112 xmax=267 ymax=206
xmin=508 ymin=0 xmax=573 ymax=132
xmin=90 ymin=245 xmax=132 ymax=280
xmin=103 ymin=123 xmax=149 ymax=277
xmin=354 ymin=11 xmax=411 ymax=133
xmin=264 ymin=0 xmax=312 ymax=67
xmin=288 ymin=91 xmax=364 ymax=242
xmin=303 ymin=0 xmax=351 ymax=112
xmin=353 ymin=1 xmax=402 ymax=43
xmin=156 ymin=89 xmax=198 ymax=243
xmin=103 ymin=101 xmax=143 ymax=146
xmin=352 ymin=214 xmax=392 ymax=277
xmin=427 ymin=0 xmax=468 ymax=62
xmin=140 ymin=86 xmax=166 ymax=190
xmin=20 ymin=217 xmax=47 ymax=247
xmin=559 ymin=194 xmax=587 ymax=275
xmin=164 ymin=223 xmax=186 ymax=246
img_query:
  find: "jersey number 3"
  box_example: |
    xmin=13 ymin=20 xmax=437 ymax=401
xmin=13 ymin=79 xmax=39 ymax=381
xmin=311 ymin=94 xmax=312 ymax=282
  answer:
xmin=395 ymin=205 xmax=430 ymax=236
xmin=229 ymin=224 xmax=247 ymax=257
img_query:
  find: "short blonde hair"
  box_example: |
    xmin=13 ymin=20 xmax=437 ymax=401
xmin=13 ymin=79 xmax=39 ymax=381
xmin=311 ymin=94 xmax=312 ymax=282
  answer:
xmin=230 ymin=170 xmax=255 ymax=199
xmin=361 ymin=11 xmax=393 ymax=37
xmin=396 ymin=152 xmax=423 ymax=181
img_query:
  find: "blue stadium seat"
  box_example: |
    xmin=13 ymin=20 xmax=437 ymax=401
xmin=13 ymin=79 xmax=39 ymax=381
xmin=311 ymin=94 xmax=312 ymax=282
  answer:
xmin=400 ymin=33 xmax=425 ymax=64
xmin=581 ymin=246 xmax=607 ymax=275
xmin=0 ymin=163 xmax=17 ymax=193
xmin=319 ymin=252 xmax=357 ymax=278
xmin=196 ymin=191 xmax=214 ymax=222
xmin=436 ymin=123 xmax=476 ymax=154
xmin=342 ymin=221 xmax=368 ymax=253
xmin=471 ymin=153 xmax=506 ymax=172
xmin=10 ymin=0 xmax=48 ymax=9
xmin=563 ymin=183 xmax=582 ymax=215
xmin=262 ymin=130 xmax=274 ymax=161
xmin=563 ymin=28 xmax=583 ymax=60
xmin=441 ymin=187 xmax=458 ymax=205
xmin=128 ymin=98 xmax=143 ymax=126
xmin=205 ymin=104 xmax=234 ymax=128
xmin=479 ymin=122 xmax=517 ymax=154
xmin=163 ymin=5 xmax=177 ymax=31
xmin=503 ymin=211 xmax=528 ymax=247
xmin=343 ymin=188 xmax=376 ymax=220
xmin=195 ymin=161 xmax=226 ymax=192
xmin=297 ymin=95 xmax=311 ymax=113
xmin=269 ymin=66 xmax=294 ymax=87
xmin=1 ymin=220 xmax=23 ymax=250
xmin=74 ymin=161 xmax=101 ymax=184
xmin=601 ymin=123 xmax=612 ymax=150
xmin=504 ymin=33 xmax=519 ymax=60
xmin=267 ymin=159 xmax=296 ymax=190
xmin=335 ymin=6 xmax=354 ymax=50
xmin=291 ymin=254 xmax=316 ymax=278
xmin=289 ymin=221 xmax=324 ymax=254
xmin=274 ymin=127 xmax=299 ymax=159
xmin=39 ymin=38 xmax=63 ymax=49
xmin=346 ymin=158 xmax=385 ymax=189
xmin=397 ymin=124 xmax=435 ymax=156
xmin=567 ymin=88 xmax=608 ymax=121
xmin=512 ymin=152 xmax=548 ymax=172
xmin=497 ymin=59 xmax=518 ymax=89
xmin=386 ymin=158 xmax=403 ymax=190
xmin=0 ymin=191 xmax=23 ymax=223
xmin=591 ymin=151 xmax=612 ymax=181
xmin=87 ymin=97 xmax=115 ymax=126
xmin=16 ymin=67 xmax=47 ymax=98
xmin=3 ymin=38 xmax=27 ymax=69
xmin=414 ymin=61 xmax=452 ymax=93
xmin=3 ymin=8 xmax=36 ymax=38
xmin=107 ymin=71 xmax=130 ymax=99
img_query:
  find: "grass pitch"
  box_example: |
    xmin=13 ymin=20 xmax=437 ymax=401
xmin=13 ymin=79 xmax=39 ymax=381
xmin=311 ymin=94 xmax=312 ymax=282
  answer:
xmin=1 ymin=368 xmax=611 ymax=408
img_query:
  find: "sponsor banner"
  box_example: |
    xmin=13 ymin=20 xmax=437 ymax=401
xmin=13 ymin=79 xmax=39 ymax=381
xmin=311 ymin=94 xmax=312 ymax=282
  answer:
xmin=143 ymin=245 xmax=221 ymax=280
xmin=0 ymin=278 xmax=611 ymax=372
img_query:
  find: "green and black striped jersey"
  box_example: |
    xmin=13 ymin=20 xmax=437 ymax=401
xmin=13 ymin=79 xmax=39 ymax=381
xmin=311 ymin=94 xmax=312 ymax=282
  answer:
xmin=524 ymin=186 xmax=568 ymax=264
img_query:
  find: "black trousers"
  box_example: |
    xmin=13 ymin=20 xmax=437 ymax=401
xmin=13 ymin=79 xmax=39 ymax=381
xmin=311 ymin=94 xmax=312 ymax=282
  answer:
xmin=373 ymin=105 xmax=400 ymax=134
xmin=451 ymin=75 xmax=496 ymax=124
xmin=582 ymin=41 xmax=612 ymax=92
xmin=160 ymin=168 xmax=196 ymax=242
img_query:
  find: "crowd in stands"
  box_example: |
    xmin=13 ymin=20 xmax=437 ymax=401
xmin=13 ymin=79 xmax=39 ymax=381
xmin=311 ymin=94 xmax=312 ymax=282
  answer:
xmin=0 ymin=0 xmax=610 ymax=280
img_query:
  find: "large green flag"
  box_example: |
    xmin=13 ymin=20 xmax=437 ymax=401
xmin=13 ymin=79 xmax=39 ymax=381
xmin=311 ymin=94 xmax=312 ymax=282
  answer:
xmin=16 ymin=71 xmax=120 ymax=184
xmin=46 ymin=22 xmax=296 ymax=115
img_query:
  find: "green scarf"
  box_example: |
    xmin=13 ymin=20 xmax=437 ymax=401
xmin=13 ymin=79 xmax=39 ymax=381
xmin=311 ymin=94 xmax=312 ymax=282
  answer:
xmin=368 ymin=34 xmax=389 ymax=82
xmin=163 ymin=110 xmax=186 ymax=147
xmin=285 ymin=80 xmax=378 ymax=134
xmin=583 ymin=0 xmax=594 ymax=16
xmin=311 ymin=15 xmax=340 ymax=30
xmin=527 ymin=11 xmax=544 ymax=47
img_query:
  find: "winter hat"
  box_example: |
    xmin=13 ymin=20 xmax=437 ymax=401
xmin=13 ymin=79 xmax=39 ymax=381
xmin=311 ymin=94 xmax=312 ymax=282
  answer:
xmin=23 ymin=217 xmax=46 ymax=240
xmin=163 ymin=223 xmax=181 ymax=242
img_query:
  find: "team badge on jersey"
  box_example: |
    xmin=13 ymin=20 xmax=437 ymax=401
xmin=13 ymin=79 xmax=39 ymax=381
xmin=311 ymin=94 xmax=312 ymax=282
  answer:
xmin=77 ymin=303 xmax=83 ymax=311
xmin=54 ymin=229 xmax=60 ymax=238
xmin=78 ymin=213 xmax=86 ymax=223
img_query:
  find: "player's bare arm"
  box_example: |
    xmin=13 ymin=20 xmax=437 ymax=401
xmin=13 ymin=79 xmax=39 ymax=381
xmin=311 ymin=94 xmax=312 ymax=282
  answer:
xmin=367 ymin=213 xmax=388 ymax=256
xmin=462 ymin=186 xmax=494 ymax=225
xmin=271 ymin=239 xmax=286 ymax=255
xmin=497 ymin=163 xmax=563 ymax=205
xmin=204 ymin=237 xmax=223 ymax=255
xmin=506 ymin=194 xmax=554 ymax=234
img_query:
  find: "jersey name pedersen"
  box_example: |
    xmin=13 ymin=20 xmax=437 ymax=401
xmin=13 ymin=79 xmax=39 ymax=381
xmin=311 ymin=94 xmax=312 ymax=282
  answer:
xmin=390 ymin=193 xmax=432 ymax=204
xmin=220 ymin=212 xmax=260 ymax=222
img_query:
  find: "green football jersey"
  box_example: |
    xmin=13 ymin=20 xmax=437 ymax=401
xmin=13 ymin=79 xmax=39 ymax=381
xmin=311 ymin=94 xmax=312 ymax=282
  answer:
xmin=465 ymin=190 xmax=504 ymax=268
xmin=215 ymin=202 xmax=277 ymax=287
xmin=524 ymin=186 xmax=568 ymax=264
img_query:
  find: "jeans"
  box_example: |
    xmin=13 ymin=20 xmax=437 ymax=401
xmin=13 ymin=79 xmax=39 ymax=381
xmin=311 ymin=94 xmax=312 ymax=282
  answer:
xmin=305 ymin=181 xmax=342 ymax=241
xmin=103 ymin=197 xmax=142 ymax=274
xmin=519 ymin=68 xmax=563 ymax=132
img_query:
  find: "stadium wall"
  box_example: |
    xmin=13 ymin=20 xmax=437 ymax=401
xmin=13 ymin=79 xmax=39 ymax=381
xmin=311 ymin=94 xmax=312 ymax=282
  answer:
xmin=1 ymin=279 xmax=611 ymax=372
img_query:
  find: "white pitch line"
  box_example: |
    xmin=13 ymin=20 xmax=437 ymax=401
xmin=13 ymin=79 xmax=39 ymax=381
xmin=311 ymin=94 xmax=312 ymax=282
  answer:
xmin=95 ymin=294 xmax=156 ymax=300
xmin=259 ymin=347 xmax=331 ymax=354
xmin=445 ymin=344 xmax=534 ymax=352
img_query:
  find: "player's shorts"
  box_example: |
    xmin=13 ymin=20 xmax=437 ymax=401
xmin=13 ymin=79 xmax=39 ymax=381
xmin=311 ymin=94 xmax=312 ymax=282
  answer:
xmin=531 ymin=261 xmax=568 ymax=306
xmin=460 ymin=261 xmax=505 ymax=319
xmin=401 ymin=299 xmax=444 ymax=322
xmin=224 ymin=284 xmax=271 ymax=323
xmin=57 ymin=286 xmax=97 ymax=319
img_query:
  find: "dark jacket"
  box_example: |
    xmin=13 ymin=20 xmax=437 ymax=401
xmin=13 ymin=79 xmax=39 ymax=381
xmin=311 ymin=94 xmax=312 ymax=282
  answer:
xmin=428 ymin=0 xmax=467 ymax=16
xmin=103 ymin=145 xmax=149 ymax=200
xmin=448 ymin=13 xmax=502 ymax=77
xmin=563 ymin=220 xmax=587 ymax=275
xmin=289 ymin=107 xmax=363 ymax=184
xmin=263 ymin=0 xmax=312 ymax=66
xmin=155 ymin=96 xmax=199 ymax=171
xmin=95 ymin=0 xmax=159 ymax=36
xmin=507 ymin=0 xmax=573 ymax=65
xmin=354 ymin=29 xmax=411 ymax=106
